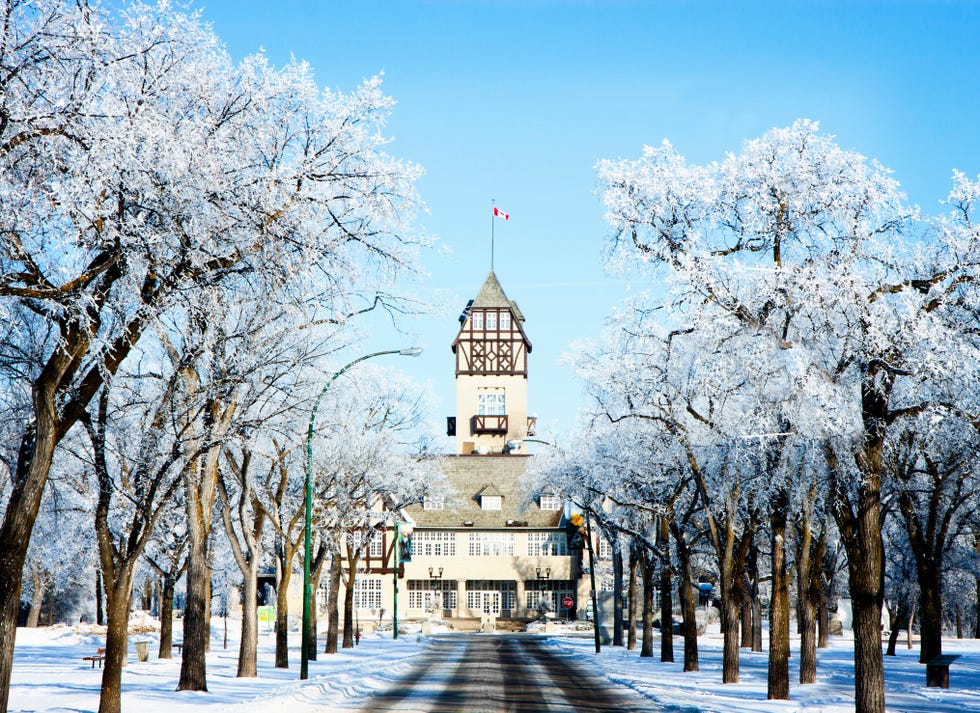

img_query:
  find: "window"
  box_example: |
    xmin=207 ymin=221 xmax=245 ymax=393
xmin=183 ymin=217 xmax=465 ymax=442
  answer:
xmin=408 ymin=580 xmax=457 ymax=610
xmin=481 ymin=495 xmax=502 ymax=511
xmin=349 ymin=530 xmax=383 ymax=558
xmin=525 ymin=580 xmax=575 ymax=615
xmin=471 ymin=312 xmax=483 ymax=330
xmin=423 ymin=495 xmax=444 ymax=510
xmin=368 ymin=532 xmax=384 ymax=558
xmin=539 ymin=494 xmax=561 ymax=511
xmin=467 ymin=532 xmax=514 ymax=556
xmin=465 ymin=580 xmax=516 ymax=613
xmin=598 ymin=537 xmax=613 ymax=559
xmin=415 ymin=531 xmax=456 ymax=556
xmin=500 ymin=311 xmax=511 ymax=330
xmin=527 ymin=531 xmax=568 ymax=557
xmin=352 ymin=577 xmax=382 ymax=610
xmin=478 ymin=391 xmax=506 ymax=416
xmin=486 ymin=312 xmax=497 ymax=330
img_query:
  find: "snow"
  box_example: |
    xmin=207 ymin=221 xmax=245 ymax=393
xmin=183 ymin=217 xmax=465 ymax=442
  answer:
xmin=8 ymin=621 xmax=979 ymax=712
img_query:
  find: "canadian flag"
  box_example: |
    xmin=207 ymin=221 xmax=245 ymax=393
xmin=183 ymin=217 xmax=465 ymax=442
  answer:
xmin=493 ymin=206 xmax=509 ymax=220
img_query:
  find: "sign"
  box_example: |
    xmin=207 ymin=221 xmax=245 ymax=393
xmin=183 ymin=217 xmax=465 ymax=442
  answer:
xmin=561 ymin=596 xmax=574 ymax=609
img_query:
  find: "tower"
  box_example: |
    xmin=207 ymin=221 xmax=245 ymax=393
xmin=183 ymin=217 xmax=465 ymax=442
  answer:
xmin=448 ymin=271 xmax=535 ymax=454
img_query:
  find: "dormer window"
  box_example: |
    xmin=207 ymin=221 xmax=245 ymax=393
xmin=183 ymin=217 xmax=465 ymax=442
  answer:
xmin=539 ymin=494 xmax=560 ymax=511
xmin=471 ymin=312 xmax=483 ymax=330
xmin=500 ymin=311 xmax=511 ymax=330
xmin=481 ymin=495 xmax=502 ymax=511
xmin=486 ymin=312 xmax=497 ymax=330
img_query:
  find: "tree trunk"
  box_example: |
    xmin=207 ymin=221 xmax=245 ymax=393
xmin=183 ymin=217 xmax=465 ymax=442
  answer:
xmin=158 ymin=576 xmax=176 ymax=659
xmin=612 ymin=537 xmax=624 ymax=647
xmin=885 ymin=602 xmax=903 ymax=657
xmin=237 ymin=565 xmax=259 ymax=677
xmin=343 ymin=566 xmax=356 ymax=649
xmin=0 ymin=416 xmax=59 ymax=713
xmin=818 ymin=535 xmax=835 ymax=649
xmin=98 ymin=573 xmax=136 ymax=713
xmin=325 ymin=551 xmax=341 ymax=654
xmin=675 ymin=535 xmax=699 ymax=672
xmin=916 ymin=560 xmax=943 ymax=664
xmin=640 ymin=550 xmax=654 ymax=658
xmin=274 ymin=564 xmax=291 ymax=668
xmin=797 ymin=519 xmax=818 ymax=684
xmin=96 ymin=568 xmax=105 ymax=627
xmin=975 ymin=534 xmax=980 ymax=639
xmin=178 ymin=505 xmax=211 ymax=691
xmin=26 ymin=570 xmax=44 ymax=628
xmin=658 ymin=516 xmax=673 ymax=662
xmin=627 ymin=547 xmax=638 ymax=651
xmin=768 ymin=489 xmax=790 ymax=700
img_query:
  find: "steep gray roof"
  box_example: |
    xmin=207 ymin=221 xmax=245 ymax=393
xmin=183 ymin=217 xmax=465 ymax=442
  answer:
xmin=472 ymin=270 xmax=525 ymax=322
xmin=406 ymin=455 xmax=561 ymax=529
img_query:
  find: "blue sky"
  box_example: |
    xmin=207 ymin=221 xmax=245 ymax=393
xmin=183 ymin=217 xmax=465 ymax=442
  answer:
xmin=197 ymin=0 xmax=980 ymax=447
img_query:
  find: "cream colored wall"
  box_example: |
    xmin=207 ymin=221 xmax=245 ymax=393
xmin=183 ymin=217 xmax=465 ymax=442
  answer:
xmin=339 ymin=529 xmax=575 ymax=624
xmin=454 ymin=373 xmax=529 ymax=454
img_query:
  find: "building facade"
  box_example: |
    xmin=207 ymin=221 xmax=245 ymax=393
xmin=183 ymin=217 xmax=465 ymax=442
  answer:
xmin=344 ymin=271 xmax=580 ymax=627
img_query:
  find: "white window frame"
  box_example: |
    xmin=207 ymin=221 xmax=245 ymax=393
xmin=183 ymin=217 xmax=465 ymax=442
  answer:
xmin=352 ymin=577 xmax=382 ymax=610
xmin=467 ymin=532 xmax=514 ymax=556
xmin=539 ymin=494 xmax=561 ymax=511
xmin=527 ymin=531 xmax=569 ymax=557
xmin=415 ymin=531 xmax=456 ymax=557
xmin=423 ymin=495 xmax=445 ymax=510
xmin=481 ymin=495 xmax=502 ymax=511
xmin=486 ymin=312 xmax=497 ymax=330
xmin=471 ymin=312 xmax=483 ymax=330
xmin=500 ymin=311 xmax=511 ymax=330
xmin=478 ymin=391 xmax=506 ymax=416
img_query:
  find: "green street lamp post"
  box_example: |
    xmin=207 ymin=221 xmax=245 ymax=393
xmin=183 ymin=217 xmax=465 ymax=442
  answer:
xmin=301 ymin=347 xmax=422 ymax=680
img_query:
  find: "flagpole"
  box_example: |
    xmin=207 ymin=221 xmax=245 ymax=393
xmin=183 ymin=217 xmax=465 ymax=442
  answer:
xmin=490 ymin=199 xmax=495 ymax=271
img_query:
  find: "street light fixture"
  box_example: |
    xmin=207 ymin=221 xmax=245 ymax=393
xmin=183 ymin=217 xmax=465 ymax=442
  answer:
xmin=301 ymin=347 xmax=422 ymax=680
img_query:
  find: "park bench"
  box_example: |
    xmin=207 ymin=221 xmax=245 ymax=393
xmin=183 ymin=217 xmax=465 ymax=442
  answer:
xmin=82 ymin=647 xmax=106 ymax=668
xmin=173 ymin=642 xmax=183 ymax=654
xmin=926 ymin=654 xmax=961 ymax=688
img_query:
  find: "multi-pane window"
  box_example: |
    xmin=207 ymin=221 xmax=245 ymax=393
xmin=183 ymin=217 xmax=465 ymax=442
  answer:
xmin=471 ymin=312 xmax=483 ymax=330
xmin=500 ymin=311 xmax=511 ymax=330
xmin=352 ymin=577 xmax=382 ymax=610
xmin=423 ymin=495 xmax=445 ymax=510
xmin=481 ymin=495 xmax=501 ymax=511
xmin=598 ymin=537 xmax=613 ymax=559
xmin=539 ymin=494 xmax=561 ymax=511
xmin=467 ymin=532 xmax=514 ymax=556
xmin=407 ymin=580 xmax=457 ymax=610
xmin=525 ymin=580 xmax=575 ymax=615
xmin=486 ymin=312 xmax=497 ymax=330
xmin=478 ymin=391 xmax=506 ymax=415
xmin=465 ymin=580 xmax=516 ymax=613
xmin=415 ymin=531 xmax=456 ymax=556
xmin=527 ymin=531 xmax=568 ymax=557
xmin=368 ymin=532 xmax=384 ymax=558
xmin=349 ymin=530 xmax=384 ymax=558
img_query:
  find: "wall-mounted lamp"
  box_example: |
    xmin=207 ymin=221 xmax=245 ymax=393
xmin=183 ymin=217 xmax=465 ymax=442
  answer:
xmin=429 ymin=567 xmax=443 ymax=580
xmin=536 ymin=567 xmax=551 ymax=580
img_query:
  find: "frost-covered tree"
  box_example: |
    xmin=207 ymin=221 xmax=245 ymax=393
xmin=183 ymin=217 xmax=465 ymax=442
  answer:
xmin=0 ymin=0 xmax=426 ymax=702
xmin=596 ymin=120 xmax=980 ymax=713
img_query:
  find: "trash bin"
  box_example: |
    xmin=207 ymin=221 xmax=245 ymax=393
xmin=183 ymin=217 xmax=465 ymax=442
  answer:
xmin=135 ymin=640 xmax=149 ymax=663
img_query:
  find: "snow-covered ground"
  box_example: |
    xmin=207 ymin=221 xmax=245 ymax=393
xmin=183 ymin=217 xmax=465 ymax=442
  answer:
xmin=8 ymin=619 xmax=979 ymax=712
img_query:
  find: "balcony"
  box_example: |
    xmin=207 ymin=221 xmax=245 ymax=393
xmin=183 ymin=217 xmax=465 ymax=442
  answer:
xmin=471 ymin=414 xmax=508 ymax=433
xmin=526 ymin=416 xmax=537 ymax=436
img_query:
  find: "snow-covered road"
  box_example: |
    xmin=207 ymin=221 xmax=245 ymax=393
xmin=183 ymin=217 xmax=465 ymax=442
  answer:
xmin=361 ymin=634 xmax=655 ymax=712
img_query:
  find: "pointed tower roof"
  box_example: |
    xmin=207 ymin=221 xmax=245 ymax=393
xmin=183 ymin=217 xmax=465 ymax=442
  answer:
xmin=472 ymin=270 xmax=525 ymax=322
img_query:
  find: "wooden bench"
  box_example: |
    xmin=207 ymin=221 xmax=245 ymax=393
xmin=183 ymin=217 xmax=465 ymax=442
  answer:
xmin=926 ymin=654 xmax=961 ymax=688
xmin=173 ymin=643 xmax=183 ymax=654
xmin=82 ymin=647 xmax=107 ymax=668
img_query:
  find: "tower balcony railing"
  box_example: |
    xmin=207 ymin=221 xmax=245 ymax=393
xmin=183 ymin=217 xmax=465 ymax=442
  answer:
xmin=471 ymin=414 xmax=508 ymax=433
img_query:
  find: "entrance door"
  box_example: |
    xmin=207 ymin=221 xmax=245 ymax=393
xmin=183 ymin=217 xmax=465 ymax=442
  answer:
xmin=481 ymin=591 xmax=501 ymax=615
